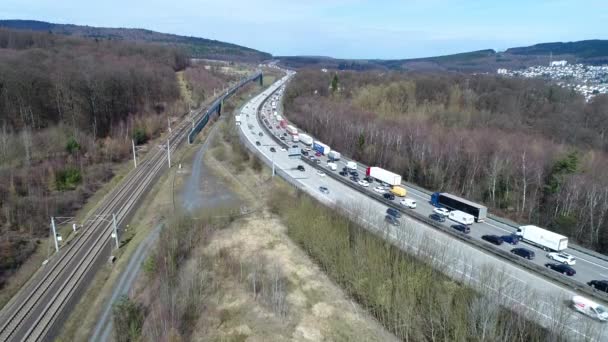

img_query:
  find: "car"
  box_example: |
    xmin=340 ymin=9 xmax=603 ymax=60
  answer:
xmin=283 ymin=133 xmax=288 ymax=137
xmin=304 ymin=147 xmax=311 ymax=152
xmin=511 ymin=248 xmax=535 ymax=260
xmin=400 ymin=198 xmax=416 ymax=209
xmin=255 ymin=141 xmax=261 ymax=146
xmin=315 ymin=159 xmax=321 ymax=164
xmin=280 ymin=136 xmax=286 ymax=140
xmin=481 ymin=235 xmax=503 ymax=245
xmin=433 ymin=208 xmax=450 ymax=217
xmin=364 ymin=176 xmax=374 ymax=183
xmin=316 ymin=170 xmax=326 ymax=177
xmin=386 ymin=208 xmax=402 ymax=218
xmin=280 ymin=147 xmax=287 ymax=152
xmin=309 ymin=156 xmax=316 ymax=161
xmin=373 ymin=186 xmax=386 ymax=194
xmin=451 ymin=224 xmax=470 ymax=234
xmin=319 ymin=186 xmax=329 ymax=194
xmin=258 ymin=132 xmax=263 ymax=137
xmin=349 ymin=171 xmax=358 ymax=176
xmin=429 ymin=213 xmax=446 ymax=222
xmin=297 ymin=165 xmax=305 ymax=172
xmin=588 ymin=280 xmax=608 ymax=293
xmin=385 ymin=215 xmax=400 ymax=226
xmin=276 ymin=125 xmax=280 ymax=129
xmin=302 ymin=150 xmax=309 ymax=156
xmin=349 ymin=176 xmax=358 ymax=182
xmin=357 ymin=180 xmax=369 ymax=187
xmin=383 ymin=193 xmax=395 ymax=200
xmin=501 ymin=235 xmax=520 ymax=245
xmin=545 ymin=263 xmax=576 ymax=276
xmin=339 ymin=171 xmax=347 ymax=176
xmin=269 ymin=147 xmax=276 ymax=152
xmin=315 ymin=152 xmax=322 ymax=157
xmin=547 ymin=252 xmax=576 ymax=265
xmin=292 ymin=145 xmax=298 ymax=148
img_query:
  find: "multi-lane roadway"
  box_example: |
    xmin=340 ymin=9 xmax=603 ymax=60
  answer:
xmin=238 ymin=72 xmax=608 ymax=340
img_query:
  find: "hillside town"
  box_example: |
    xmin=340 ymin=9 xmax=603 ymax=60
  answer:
xmin=497 ymin=61 xmax=608 ymax=101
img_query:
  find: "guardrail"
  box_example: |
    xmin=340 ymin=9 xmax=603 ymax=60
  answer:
xmin=253 ymin=85 xmax=608 ymax=305
xmin=188 ymin=72 xmax=263 ymax=144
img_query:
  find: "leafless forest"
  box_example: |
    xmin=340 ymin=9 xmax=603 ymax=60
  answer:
xmin=0 ymin=28 xmax=231 ymax=287
xmin=284 ymin=70 xmax=608 ymax=252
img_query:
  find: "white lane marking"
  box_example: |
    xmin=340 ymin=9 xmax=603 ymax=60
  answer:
xmin=484 ymin=221 xmax=513 ymax=234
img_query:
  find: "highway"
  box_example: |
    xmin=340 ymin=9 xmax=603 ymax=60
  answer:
xmin=0 ymin=72 xmax=261 ymax=342
xmin=238 ymin=72 xmax=608 ymax=340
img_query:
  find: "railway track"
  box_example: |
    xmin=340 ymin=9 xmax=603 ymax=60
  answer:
xmin=0 ymin=74 xmax=260 ymax=341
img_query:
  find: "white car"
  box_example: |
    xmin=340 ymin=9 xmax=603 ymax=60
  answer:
xmin=316 ymin=170 xmax=326 ymax=177
xmin=357 ymin=180 xmax=370 ymax=187
xmin=433 ymin=207 xmax=450 ymax=216
xmin=280 ymin=147 xmax=287 ymax=152
xmin=547 ymin=252 xmax=576 ymax=265
xmin=400 ymin=198 xmax=417 ymax=209
xmin=373 ymin=186 xmax=386 ymax=194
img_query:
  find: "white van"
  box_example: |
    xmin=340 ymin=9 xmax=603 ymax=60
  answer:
xmin=327 ymin=162 xmax=337 ymax=171
xmin=448 ymin=210 xmax=475 ymax=225
xmin=572 ymin=296 xmax=608 ymax=321
xmin=346 ymin=161 xmax=357 ymax=170
xmin=400 ymin=198 xmax=417 ymax=209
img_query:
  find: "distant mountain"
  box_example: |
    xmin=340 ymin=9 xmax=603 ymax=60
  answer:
xmin=278 ymin=40 xmax=608 ymax=72
xmin=0 ymin=20 xmax=272 ymax=62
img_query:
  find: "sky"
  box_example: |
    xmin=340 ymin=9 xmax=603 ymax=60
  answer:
xmin=1 ymin=0 xmax=607 ymax=59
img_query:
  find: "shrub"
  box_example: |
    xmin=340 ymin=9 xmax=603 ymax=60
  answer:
xmin=112 ymin=296 xmax=145 ymax=342
xmin=55 ymin=167 xmax=82 ymax=191
xmin=65 ymin=137 xmax=80 ymax=154
xmin=132 ymin=127 xmax=148 ymax=145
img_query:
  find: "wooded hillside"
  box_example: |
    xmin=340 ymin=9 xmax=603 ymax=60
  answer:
xmin=284 ymin=70 xmax=608 ymax=252
xmin=0 ymin=28 xmax=230 ymax=288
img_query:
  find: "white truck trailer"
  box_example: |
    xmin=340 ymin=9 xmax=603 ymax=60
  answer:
xmin=448 ymin=210 xmax=475 ymax=225
xmin=366 ymin=167 xmax=402 ymax=186
xmin=286 ymin=125 xmax=298 ymax=135
xmin=299 ymin=134 xmax=313 ymax=146
xmin=515 ymin=225 xmax=568 ymax=251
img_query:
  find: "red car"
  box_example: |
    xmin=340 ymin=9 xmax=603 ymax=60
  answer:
xmin=315 ymin=152 xmax=322 ymax=157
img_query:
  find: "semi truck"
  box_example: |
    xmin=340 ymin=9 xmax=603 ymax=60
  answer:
xmin=313 ymin=141 xmax=331 ymax=155
xmin=515 ymin=225 xmax=568 ymax=251
xmin=286 ymin=125 xmax=298 ymax=135
xmin=366 ymin=167 xmax=402 ymax=186
xmin=448 ymin=210 xmax=475 ymax=225
xmin=431 ymin=192 xmax=488 ymax=222
xmin=299 ymin=134 xmax=313 ymax=146
xmin=328 ymin=151 xmax=341 ymax=161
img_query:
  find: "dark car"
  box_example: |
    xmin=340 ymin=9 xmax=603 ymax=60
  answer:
xmin=350 ymin=171 xmax=358 ymax=176
xmin=429 ymin=213 xmax=446 ymax=222
xmin=270 ymin=147 xmax=276 ymax=152
xmin=451 ymin=224 xmax=470 ymax=234
xmin=342 ymin=167 xmax=348 ymax=172
xmin=501 ymin=235 xmax=520 ymax=245
xmin=292 ymin=145 xmax=298 ymax=148
xmin=280 ymin=136 xmax=285 ymax=140
xmin=511 ymin=248 xmax=535 ymax=260
xmin=386 ymin=208 xmax=402 ymax=218
xmin=255 ymin=141 xmax=261 ymax=146
xmin=588 ymin=280 xmax=608 ymax=293
xmin=258 ymin=132 xmax=263 ymax=137
xmin=297 ymin=165 xmax=305 ymax=172
xmin=385 ymin=215 xmax=400 ymax=226
xmin=276 ymin=125 xmax=280 ymax=129
xmin=349 ymin=176 xmax=358 ymax=182
xmin=364 ymin=176 xmax=374 ymax=183
xmin=283 ymin=133 xmax=288 ymax=137
xmin=545 ymin=263 xmax=576 ymax=276
xmin=383 ymin=193 xmax=395 ymax=200
xmin=302 ymin=150 xmax=309 ymax=156
xmin=482 ymin=235 xmax=503 ymax=245
xmin=339 ymin=171 xmax=347 ymax=176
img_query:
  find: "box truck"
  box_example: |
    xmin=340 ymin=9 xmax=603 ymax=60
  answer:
xmin=299 ymin=134 xmax=313 ymax=146
xmin=346 ymin=161 xmax=357 ymax=170
xmin=448 ymin=210 xmax=475 ymax=225
xmin=313 ymin=141 xmax=331 ymax=155
xmin=515 ymin=225 xmax=568 ymax=251
xmin=328 ymin=151 xmax=341 ymax=161
xmin=367 ymin=167 xmax=402 ymax=186
xmin=286 ymin=125 xmax=298 ymax=135
xmin=390 ymin=186 xmax=407 ymax=197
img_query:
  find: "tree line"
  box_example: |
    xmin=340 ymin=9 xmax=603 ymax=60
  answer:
xmin=284 ymin=70 xmax=608 ymax=252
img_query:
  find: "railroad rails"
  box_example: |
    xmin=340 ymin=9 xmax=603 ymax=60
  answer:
xmin=0 ymin=74 xmax=260 ymax=341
